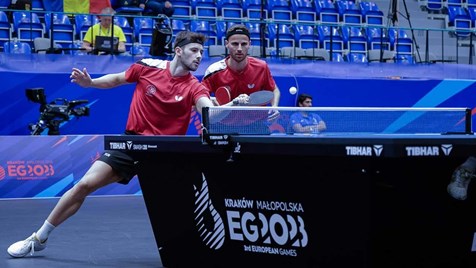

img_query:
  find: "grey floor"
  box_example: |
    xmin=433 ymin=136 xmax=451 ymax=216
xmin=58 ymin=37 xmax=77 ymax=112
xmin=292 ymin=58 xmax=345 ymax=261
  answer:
xmin=0 ymin=195 xmax=164 ymax=268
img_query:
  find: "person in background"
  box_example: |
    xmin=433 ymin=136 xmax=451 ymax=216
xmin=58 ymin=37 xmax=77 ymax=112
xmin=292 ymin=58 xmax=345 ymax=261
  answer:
xmin=201 ymin=24 xmax=280 ymax=108
xmin=447 ymin=156 xmax=476 ymax=200
xmin=6 ymin=30 xmax=249 ymax=259
xmin=82 ymin=7 xmax=127 ymax=55
xmin=140 ymin=0 xmax=174 ymax=17
xmin=290 ymin=93 xmax=326 ymax=134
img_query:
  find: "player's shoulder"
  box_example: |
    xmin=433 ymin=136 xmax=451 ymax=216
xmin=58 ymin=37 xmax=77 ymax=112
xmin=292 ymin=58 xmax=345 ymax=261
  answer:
xmin=135 ymin=58 xmax=168 ymax=70
xmin=248 ymin=56 xmax=268 ymax=67
xmin=203 ymin=59 xmax=227 ymax=80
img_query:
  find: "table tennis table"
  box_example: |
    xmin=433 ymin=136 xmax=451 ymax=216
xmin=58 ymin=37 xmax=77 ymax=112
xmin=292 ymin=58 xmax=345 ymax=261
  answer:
xmin=105 ymin=133 xmax=476 ymax=268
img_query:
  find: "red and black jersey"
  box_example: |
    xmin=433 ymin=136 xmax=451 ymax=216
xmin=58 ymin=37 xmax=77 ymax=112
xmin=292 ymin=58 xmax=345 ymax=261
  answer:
xmin=201 ymin=56 xmax=276 ymax=99
xmin=125 ymin=58 xmax=210 ymax=135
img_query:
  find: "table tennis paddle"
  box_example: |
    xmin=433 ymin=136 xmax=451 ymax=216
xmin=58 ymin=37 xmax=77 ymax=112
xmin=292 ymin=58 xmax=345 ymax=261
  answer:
xmin=215 ymin=86 xmax=232 ymax=105
xmin=246 ymin=90 xmax=274 ymax=106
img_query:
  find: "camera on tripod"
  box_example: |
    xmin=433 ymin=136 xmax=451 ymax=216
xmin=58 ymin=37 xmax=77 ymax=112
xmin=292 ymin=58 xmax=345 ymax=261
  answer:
xmin=26 ymin=88 xmax=90 ymax=135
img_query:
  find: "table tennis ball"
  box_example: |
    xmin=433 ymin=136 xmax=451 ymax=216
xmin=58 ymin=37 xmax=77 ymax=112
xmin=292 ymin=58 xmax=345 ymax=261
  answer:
xmin=289 ymin=86 xmax=297 ymax=95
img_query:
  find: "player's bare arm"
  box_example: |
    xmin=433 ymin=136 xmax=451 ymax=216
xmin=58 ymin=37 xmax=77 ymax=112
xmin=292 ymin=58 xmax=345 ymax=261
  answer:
xmin=71 ymin=68 xmax=129 ymax=89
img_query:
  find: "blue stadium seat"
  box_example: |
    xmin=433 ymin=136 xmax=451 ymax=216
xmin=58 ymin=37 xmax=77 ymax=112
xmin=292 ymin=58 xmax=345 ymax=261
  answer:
xmin=12 ymin=11 xmax=44 ymax=45
xmin=365 ymin=27 xmax=390 ymax=50
xmin=446 ymin=0 xmax=465 ymax=8
xmin=242 ymin=0 xmax=267 ymax=19
xmin=359 ymin=1 xmax=384 ymax=25
xmin=110 ymin=0 xmax=144 ymax=15
xmin=4 ymin=40 xmax=32 ymax=54
xmin=346 ymin=52 xmax=368 ymax=63
xmin=317 ymin=25 xmax=344 ymax=52
xmin=425 ymin=0 xmax=444 ymax=13
xmin=217 ymin=0 xmax=243 ymax=20
xmin=394 ymin=54 xmax=414 ymax=64
xmin=336 ymin=0 xmax=362 ymax=25
xmin=0 ymin=11 xmax=12 ymax=49
xmin=44 ymin=13 xmax=74 ymax=45
xmin=74 ymin=14 xmax=99 ymax=40
xmin=172 ymin=0 xmax=193 ymax=18
xmin=245 ymin=22 xmax=269 ymax=47
xmin=0 ymin=0 xmax=9 ymax=9
xmin=341 ymin=26 xmax=367 ymax=53
xmin=446 ymin=6 xmax=472 ymax=37
xmin=133 ymin=17 xmax=154 ymax=47
xmin=332 ymin=52 xmax=345 ymax=62
xmin=388 ymin=28 xmax=412 ymax=54
xmin=315 ymin=0 xmax=339 ymax=23
xmin=267 ymin=0 xmax=293 ymax=21
xmin=290 ymin=0 xmax=316 ymax=22
xmin=68 ymin=40 xmax=88 ymax=56
xmin=293 ymin=24 xmax=319 ymax=49
xmin=191 ymin=0 xmax=218 ymax=18
xmin=190 ymin=20 xmax=217 ymax=46
xmin=268 ymin=23 xmax=295 ymax=49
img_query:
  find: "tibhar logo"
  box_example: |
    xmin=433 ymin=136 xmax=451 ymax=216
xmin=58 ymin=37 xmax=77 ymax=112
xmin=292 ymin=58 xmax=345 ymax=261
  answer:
xmin=109 ymin=142 xmax=125 ymax=150
xmin=406 ymin=146 xmax=440 ymax=156
xmin=346 ymin=146 xmax=373 ymax=156
xmin=193 ymin=173 xmax=225 ymax=250
xmin=373 ymin=145 xmax=383 ymax=156
xmin=441 ymin=144 xmax=453 ymax=156
xmin=127 ymin=141 xmax=133 ymax=150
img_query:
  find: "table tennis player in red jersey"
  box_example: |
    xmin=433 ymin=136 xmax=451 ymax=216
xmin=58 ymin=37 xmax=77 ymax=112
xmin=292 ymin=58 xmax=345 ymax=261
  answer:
xmin=201 ymin=24 xmax=281 ymax=108
xmin=7 ymin=30 xmax=250 ymax=259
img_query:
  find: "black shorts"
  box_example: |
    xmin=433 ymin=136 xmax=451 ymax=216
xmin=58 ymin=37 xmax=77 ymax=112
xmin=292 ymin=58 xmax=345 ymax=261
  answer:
xmin=97 ymin=150 xmax=138 ymax=184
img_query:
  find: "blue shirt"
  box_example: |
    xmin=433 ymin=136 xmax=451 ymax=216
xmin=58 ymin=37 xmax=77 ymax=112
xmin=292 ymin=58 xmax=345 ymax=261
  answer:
xmin=290 ymin=112 xmax=323 ymax=132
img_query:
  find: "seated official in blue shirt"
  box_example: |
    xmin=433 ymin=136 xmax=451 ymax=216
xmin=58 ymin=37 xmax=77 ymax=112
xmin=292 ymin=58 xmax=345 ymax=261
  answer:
xmin=290 ymin=93 xmax=327 ymax=134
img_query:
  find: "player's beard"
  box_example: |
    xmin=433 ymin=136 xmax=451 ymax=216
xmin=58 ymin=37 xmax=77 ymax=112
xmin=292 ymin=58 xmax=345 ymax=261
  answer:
xmin=230 ymin=52 xmax=246 ymax=63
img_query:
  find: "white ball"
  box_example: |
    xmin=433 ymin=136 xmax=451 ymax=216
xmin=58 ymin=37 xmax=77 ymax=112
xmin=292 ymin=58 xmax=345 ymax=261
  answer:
xmin=289 ymin=86 xmax=297 ymax=95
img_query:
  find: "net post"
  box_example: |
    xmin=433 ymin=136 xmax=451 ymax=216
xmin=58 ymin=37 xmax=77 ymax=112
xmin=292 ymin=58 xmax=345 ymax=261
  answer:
xmin=465 ymin=108 xmax=473 ymax=134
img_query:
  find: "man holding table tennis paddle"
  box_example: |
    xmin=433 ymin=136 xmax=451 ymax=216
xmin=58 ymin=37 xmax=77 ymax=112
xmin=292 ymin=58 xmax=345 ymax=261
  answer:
xmin=201 ymin=24 xmax=280 ymax=112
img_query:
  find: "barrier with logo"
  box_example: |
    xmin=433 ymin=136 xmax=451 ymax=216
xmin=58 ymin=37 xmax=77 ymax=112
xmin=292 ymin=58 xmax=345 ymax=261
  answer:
xmin=105 ymin=135 xmax=476 ymax=267
xmin=0 ymin=135 xmax=141 ymax=198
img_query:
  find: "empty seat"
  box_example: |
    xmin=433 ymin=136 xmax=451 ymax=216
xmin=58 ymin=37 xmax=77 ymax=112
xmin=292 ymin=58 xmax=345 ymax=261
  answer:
xmin=293 ymin=24 xmax=319 ymax=49
xmin=366 ymin=27 xmax=391 ymax=50
xmin=446 ymin=6 xmax=472 ymax=37
xmin=208 ymin=44 xmax=227 ymax=57
xmin=388 ymin=28 xmax=412 ymax=54
xmin=336 ymin=0 xmax=362 ymax=25
xmin=268 ymin=23 xmax=295 ymax=49
xmin=290 ymin=0 xmax=316 ymax=22
xmin=4 ymin=39 xmax=32 ymax=54
xmin=341 ymin=25 xmax=367 ymax=53
xmin=33 ymin=37 xmax=63 ymax=54
xmin=133 ymin=17 xmax=154 ymax=47
xmin=12 ymin=11 xmax=45 ymax=44
xmin=217 ymin=0 xmax=243 ymax=20
xmin=245 ymin=22 xmax=269 ymax=47
xmin=0 ymin=11 xmax=11 ymax=49
xmin=172 ymin=0 xmax=193 ymax=18
xmin=44 ymin=13 xmax=74 ymax=45
xmin=317 ymin=25 xmax=344 ymax=52
xmin=190 ymin=20 xmax=217 ymax=46
xmin=191 ymin=0 xmax=218 ymax=18
xmin=346 ymin=52 xmax=368 ymax=63
xmin=267 ymin=0 xmax=293 ymax=21
xmin=242 ymin=0 xmax=267 ymax=18
xmin=359 ymin=1 xmax=384 ymax=25
xmin=216 ymin=21 xmax=238 ymax=44
xmin=315 ymin=0 xmax=339 ymax=23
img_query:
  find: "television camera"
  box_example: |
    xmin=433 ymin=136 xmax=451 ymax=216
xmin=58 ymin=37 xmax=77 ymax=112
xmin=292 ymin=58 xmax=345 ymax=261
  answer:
xmin=26 ymin=88 xmax=90 ymax=135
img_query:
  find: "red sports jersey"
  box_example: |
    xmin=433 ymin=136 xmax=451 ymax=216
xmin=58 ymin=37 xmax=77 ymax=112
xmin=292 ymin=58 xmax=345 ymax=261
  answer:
xmin=125 ymin=59 xmax=210 ymax=135
xmin=201 ymin=56 xmax=276 ymax=99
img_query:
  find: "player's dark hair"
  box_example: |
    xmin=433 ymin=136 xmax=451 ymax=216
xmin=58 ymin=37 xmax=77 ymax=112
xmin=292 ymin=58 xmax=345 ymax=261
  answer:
xmin=173 ymin=31 xmax=207 ymax=48
xmin=225 ymin=24 xmax=250 ymax=40
xmin=297 ymin=93 xmax=313 ymax=107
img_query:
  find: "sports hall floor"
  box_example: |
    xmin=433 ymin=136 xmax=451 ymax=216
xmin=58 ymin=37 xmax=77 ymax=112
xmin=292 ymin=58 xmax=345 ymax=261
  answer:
xmin=0 ymin=195 xmax=164 ymax=268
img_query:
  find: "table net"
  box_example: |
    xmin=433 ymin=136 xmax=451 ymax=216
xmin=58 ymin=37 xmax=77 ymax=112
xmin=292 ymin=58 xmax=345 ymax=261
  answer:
xmin=202 ymin=107 xmax=472 ymax=135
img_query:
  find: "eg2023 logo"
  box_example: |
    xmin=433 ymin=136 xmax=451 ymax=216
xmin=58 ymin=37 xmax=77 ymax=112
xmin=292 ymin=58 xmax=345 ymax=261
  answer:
xmin=3 ymin=160 xmax=55 ymax=180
